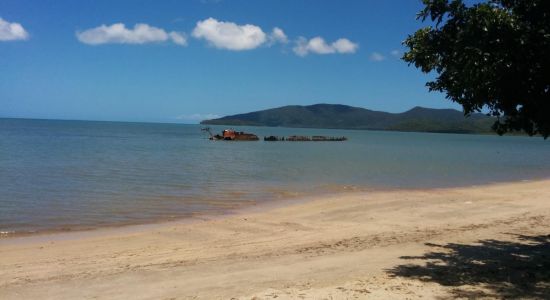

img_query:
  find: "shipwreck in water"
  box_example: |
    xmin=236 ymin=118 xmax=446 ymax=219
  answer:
xmin=202 ymin=128 xmax=259 ymax=141
xmin=202 ymin=128 xmax=347 ymax=142
xmin=264 ymin=135 xmax=347 ymax=141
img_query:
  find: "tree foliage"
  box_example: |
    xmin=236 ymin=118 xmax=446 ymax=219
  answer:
xmin=404 ymin=0 xmax=550 ymax=138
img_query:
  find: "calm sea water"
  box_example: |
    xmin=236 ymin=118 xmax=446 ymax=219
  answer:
xmin=1 ymin=118 xmax=549 ymax=235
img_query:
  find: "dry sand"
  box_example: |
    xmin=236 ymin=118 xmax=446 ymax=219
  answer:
xmin=1 ymin=180 xmax=550 ymax=299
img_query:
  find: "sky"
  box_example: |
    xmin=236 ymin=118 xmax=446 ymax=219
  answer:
xmin=0 ymin=0 xmax=460 ymax=123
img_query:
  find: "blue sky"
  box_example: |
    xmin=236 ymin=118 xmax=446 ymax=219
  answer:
xmin=0 ymin=0 xmax=459 ymax=123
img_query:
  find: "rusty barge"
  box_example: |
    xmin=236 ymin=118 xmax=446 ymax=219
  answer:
xmin=202 ymin=128 xmax=259 ymax=141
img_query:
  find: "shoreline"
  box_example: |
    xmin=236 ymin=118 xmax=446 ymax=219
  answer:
xmin=2 ymin=176 xmax=549 ymax=241
xmin=1 ymin=179 xmax=550 ymax=299
xmin=0 ymin=184 xmax=374 ymax=242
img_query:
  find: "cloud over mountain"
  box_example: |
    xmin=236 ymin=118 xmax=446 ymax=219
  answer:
xmin=74 ymin=18 xmax=358 ymax=58
xmin=192 ymin=18 xmax=267 ymax=50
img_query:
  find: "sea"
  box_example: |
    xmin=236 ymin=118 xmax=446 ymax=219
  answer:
xmin=1 ymin=118 xmax=549 ymax=236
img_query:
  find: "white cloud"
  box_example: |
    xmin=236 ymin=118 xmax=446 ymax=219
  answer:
xmin=370 ymin=52 xmax=386 ymax=61
xmin=390 ymin=49 xmax=401 ymax=57
xmin=269 ymin=27 xmax=288 ymax=44
xmin=332 ymin=38 xmax=358 ymax=53
xmin=177 ymin=113 xmax=221 ymax=122
xmin=306 ymin=37 xmax=335 ymax=54
xmin=0 ymin=17 xmax=29 ymax=41
xmin=293 ymin=36 xmax=358 ymax=56
xmin=169 ymin=32 xmax=187 ymax=46
xmin=292 ymin=37 xmax=309 ymax=56
xmin=76 ymin=23 xmax=187 ymax=46
xmin=192 ymin=18 xmax=266 ymax=50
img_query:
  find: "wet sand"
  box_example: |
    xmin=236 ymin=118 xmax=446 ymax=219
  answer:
xmin=1 ymin=179 xmax=549 ymax=299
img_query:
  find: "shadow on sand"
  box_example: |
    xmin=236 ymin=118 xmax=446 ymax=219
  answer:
xmin=387 ymin=234 xmax=550 ymax=298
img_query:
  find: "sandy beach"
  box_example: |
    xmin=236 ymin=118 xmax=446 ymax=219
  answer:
xmin=1 ymin=179 xmax=549 ymax=299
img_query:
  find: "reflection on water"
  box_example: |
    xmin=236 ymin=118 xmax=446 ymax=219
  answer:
xmin=1 ymin=118 xmax=549 ymax=235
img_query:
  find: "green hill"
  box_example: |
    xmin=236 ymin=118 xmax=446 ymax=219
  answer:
xmin=200 ymin=104 xmax=495 ymax=134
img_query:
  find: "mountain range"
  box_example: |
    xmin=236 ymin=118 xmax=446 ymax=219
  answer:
xmin=200 ymin=104 xmax=495 ymax=134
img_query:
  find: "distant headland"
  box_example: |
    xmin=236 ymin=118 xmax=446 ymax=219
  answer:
xmin=200 ymin=104 xmax=495 ymax=134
